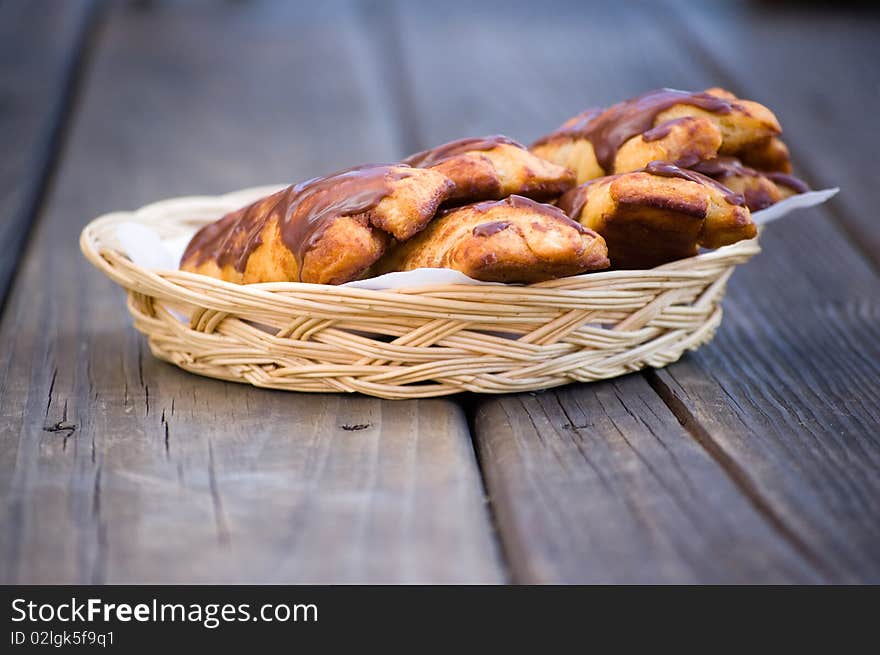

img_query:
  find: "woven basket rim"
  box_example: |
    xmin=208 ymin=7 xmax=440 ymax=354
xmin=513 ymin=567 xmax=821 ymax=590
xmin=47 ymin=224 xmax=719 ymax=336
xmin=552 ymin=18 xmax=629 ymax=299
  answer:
xmin=80 ymin=184 xmax=761 ymax=300
xmin=77 ymin=185 xmax=760 ymax=398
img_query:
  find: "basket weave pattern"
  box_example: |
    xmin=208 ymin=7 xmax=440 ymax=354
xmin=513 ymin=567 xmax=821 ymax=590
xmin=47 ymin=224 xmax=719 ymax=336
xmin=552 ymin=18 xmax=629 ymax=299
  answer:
xmin=81 ymin=186 xmax=760 ymax=399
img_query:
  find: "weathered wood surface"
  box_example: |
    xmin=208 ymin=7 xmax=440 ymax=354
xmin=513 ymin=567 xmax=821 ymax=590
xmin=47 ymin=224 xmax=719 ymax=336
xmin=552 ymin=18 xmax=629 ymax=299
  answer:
xmin=398 ymin=0 xmax=880 ymax=582
xmin=1 ymin=0 xmax=878 ymax=584
xmin=473 ymin=381 xmax=820 ymax=583
xmin=0 ymin=0 xmax=98 ymax=308
xmin=0 ymin=1 xmax=502 ymax=584
xmin=648 ymin=0 xmax=880 ymax=583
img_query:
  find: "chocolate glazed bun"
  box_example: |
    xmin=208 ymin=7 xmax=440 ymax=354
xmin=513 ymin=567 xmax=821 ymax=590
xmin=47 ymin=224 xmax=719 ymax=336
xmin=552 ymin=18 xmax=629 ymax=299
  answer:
xmin=374 ymin=195 xmax=609 ymax=283
xmin=531 ymin=88 xmax=782 ymax=184
xmin=403 ymin=135 xmax=576 ymax=203
xmin=180 ymin=164 xmax=455 ymax=285
xmin=737 ymin=136 xmax=793 ymax=174
xmin=558 ymin=161 xmax=756 ymax=269
xmin=691 ymin=157 xmax=809 ymax=211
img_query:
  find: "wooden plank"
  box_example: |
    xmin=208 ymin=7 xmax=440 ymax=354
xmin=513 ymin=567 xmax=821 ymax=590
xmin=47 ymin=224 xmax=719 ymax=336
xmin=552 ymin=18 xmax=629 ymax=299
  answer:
xmin=397 ymin=0 xmax=827 ymax=582
xmin=0 ymin=1 xmax=503 ymax=584
xmin=665 ymin=0 xmax=880 ymax=266
xmin=474 ymin=379 xmax=820 ymax=583
xmin=0 ymin=0 xmax=99 ymax=310
xmin=645 ymin=257 xmax=880 ymax=584
xmin=635 ymin=0 xmax=880 ymax=582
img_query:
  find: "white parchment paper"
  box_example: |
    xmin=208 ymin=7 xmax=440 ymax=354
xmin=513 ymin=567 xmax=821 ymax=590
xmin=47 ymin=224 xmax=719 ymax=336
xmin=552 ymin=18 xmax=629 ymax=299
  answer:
xmin=116 ymin=187 xmax=838 ymax=290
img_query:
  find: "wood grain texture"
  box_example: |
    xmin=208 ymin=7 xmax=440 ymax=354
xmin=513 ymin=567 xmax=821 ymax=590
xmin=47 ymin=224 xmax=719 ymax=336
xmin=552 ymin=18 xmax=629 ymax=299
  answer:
xmin=2 ymin=0 xmax=877 ymax=585
xmin=0 ymin=1 xmax=502 ymax=583
xmin=642 ymin=0 xmax=880 ymax=582
xmin=398 ymin=0 xmax=880 ymax=582
xmin=646 ymin=209 xmax=880 ymax=582
xmin=474 ymin=379 xmax=819 ymax=583
xmin=665 ymin=0 xmax=880 ymax=266
xmin=0 ymin=0 xmax=99 ymax=309
xmin=396 ymin=0 xmax=830 ymax=582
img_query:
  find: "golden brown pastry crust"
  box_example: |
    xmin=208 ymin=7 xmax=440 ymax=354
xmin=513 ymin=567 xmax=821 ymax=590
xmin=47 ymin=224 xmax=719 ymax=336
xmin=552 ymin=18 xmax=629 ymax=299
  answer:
xmin=531 ymin=88 xmax=782 ymax=184
xmin=178 ymin=89 xmax=802 ymax=285
xmin=404 ymin=135 xmax=575 ymax=203
xmin=375 ymin=195 xmax=609 ymax=283
xmin=691 ymin=156 xmax=809 ymax=211
xmin=557 ymin=162 xmax=756 ymax=269
xmin=737 ymin=136 xmax=792 ymax=173
xmin=180 ymin=165 xmax=455 ymax=285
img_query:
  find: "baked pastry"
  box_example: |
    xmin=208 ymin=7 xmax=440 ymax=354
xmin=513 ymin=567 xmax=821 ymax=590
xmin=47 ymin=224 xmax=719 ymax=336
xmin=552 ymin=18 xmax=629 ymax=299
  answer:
xmin=374 ymin=195 xmax=609 ymax=283
xmin=737 ymin=136 xmax=792 ymax=173
xmin=403 ymin=135 xmax=575 ymax=203
xmin=691 ymin=157 xmax=809 ymax=211
xmin=179 ymin=87 xmax=802 ymax=285
xmin=180 ymin=164 xmax=455 ymax=285
xmin=531 ymin=88 xmax=782 ymax=184
xmin=557 ymin=161 xmax=756 ymax=269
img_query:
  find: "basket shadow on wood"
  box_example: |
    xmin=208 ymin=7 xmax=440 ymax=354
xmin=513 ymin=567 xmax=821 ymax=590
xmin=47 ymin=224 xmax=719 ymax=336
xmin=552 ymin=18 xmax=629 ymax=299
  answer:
xmin=80 ymin=186 xmax=760 ymax=399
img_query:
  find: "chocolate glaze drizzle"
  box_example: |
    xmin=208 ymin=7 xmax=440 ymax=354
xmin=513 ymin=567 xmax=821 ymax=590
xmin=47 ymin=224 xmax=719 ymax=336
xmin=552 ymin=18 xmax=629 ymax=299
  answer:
xmin=403 ymin=135 xmax=525 ymax=168
xmin=556 ymin=178 xmax=602 ymax=222
xmin=691 ymin=156 xmax=754 ymax=179
xmin=643 ymin=161 xmax=746 ymax=206
xmin=462 ymin=194 xmax=588 ymax=234
xmin=764 ymin=171 xmax=810 ymax=194
xmin=472 ymin=221 xmax=512 ymax=237
xmin=693 ymin=156 xmax=809 ymax=193
xmin=531 ymin=108 xmax=603 ymax=148
xmin=182 ymin=164 xmax=410 ymax=279
xmin=691 ymin=156 xmax=809 ymax=209
xmin=532 ymin=89 xmax=737 ymax=172
xmin=558 ymin=160 xmax=748 ymax=221
xmin=641 ymin=116 xmax=693 ymax=143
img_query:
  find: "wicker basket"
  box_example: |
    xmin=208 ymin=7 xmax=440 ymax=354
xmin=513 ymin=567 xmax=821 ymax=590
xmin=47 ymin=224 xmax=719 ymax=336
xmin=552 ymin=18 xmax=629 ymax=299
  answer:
xmin=80 ymin=185 xmax=760 ymax=399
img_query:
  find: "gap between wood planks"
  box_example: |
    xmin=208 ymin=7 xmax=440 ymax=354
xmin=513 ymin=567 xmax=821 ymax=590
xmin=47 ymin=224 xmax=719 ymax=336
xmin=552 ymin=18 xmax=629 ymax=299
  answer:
xmin=0 ymin=0 xmax=107 ymax=317
xmin=643 ymin=370 xmax=836 ymax=578
xmin=3 ymin=0 xmax=851 ymax=580
xmin=362 ymin=0 xmax=854 ymax=579
xmin=643 ymin=0 xmax=878 ymax=577
xmin=352 ymin=0 xmax=526 ymax=581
